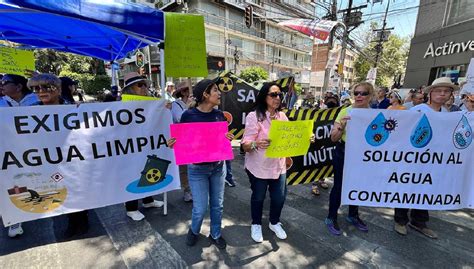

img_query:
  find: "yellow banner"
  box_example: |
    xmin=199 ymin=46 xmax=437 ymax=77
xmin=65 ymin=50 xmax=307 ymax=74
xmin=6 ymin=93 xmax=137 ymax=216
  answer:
xmin=121 ymin=94 xmax=160 ymax=102
xmin=0 ymin=47 xmax=35 ymax=76
xmin=266 ymin=120 xmax=313 ymax=158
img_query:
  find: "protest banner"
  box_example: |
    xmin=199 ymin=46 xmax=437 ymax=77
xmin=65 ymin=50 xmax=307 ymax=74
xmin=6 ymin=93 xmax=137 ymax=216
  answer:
xmin=0 ymin=47 xmax=35 ymax=76
xmin=342 ymin=109 xmax=474 ymax=210
xmin=170 ymin=122 xmax=233 ymax=165
xmin=285 ymin=107 xmax=343 ymax=185
xmin=266 ymin=120 xmax=313 ymax=158
xmin=462 ymin=58 xmax=474 ymax=94
xmin=164 ymin=13 xmax=208 ymax=77
xmin=218 ymin=71 xmax=259 ymax=139
xmin=121 ymin=94 xmax=160 ymax=102
xmin=0 ymin=101 xmax=179 ymax=226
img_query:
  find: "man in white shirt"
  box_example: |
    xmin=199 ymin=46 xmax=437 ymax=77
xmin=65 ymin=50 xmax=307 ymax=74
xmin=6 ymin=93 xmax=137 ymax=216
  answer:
xmin=395 ymin=77 xmax=458 ymax=239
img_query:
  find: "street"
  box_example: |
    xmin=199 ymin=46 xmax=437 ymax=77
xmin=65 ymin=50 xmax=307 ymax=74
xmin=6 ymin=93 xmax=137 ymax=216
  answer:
xmin=1 ymin=147 xmax=473 ymax=268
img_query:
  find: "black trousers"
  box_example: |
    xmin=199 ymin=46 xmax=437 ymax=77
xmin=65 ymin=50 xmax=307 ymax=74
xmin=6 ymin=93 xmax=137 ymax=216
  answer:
xmin=394 ymin=208 xmax=429 ymax=228
xmin=125 ymin=196 xmax=154 ymax=212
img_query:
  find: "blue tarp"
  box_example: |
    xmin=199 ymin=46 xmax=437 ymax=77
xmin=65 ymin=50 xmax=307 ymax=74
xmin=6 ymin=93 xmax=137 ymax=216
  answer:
xmin=0 ymin=0 xmax=165 ymax=61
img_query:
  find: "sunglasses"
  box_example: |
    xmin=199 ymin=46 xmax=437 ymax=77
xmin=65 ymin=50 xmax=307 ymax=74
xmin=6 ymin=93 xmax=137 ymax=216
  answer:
xmin=353 ymin=91 xmax=370 ymax=96
xmin=31 ymin=84 xmax=57 ymax=93
xmin=0 ymin=80 xmax=15 ymax=86
xmin=268 ymin=92 xmax=283 ymax=99
xmin=134 ymin=82 xmax=147 ymax=88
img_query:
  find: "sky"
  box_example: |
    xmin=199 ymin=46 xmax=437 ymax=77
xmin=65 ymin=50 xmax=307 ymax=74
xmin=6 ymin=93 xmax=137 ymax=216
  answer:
xmin=317 ymin=0 xmax=420 ymax=43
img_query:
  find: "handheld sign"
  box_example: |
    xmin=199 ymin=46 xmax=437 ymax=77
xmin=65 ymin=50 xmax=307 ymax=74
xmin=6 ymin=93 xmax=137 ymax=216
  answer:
xmin=266 ymin=120 xmax=313 ymax=158
xmin=121 ymin=94 xmax=160 ymax=102
xmin=0 ymin=47 xmax=35 ymax=76
xmin=170 ymin=122 xmax=233 ymax=165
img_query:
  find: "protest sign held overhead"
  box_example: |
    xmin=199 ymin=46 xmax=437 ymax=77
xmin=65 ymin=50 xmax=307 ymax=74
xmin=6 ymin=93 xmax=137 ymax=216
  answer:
xmin=0 ymin=47 xmax=35 ymax=76
xmin=266 ymin=120 xmax=313 ymax=158
xmin=164 ymin=13 xmax=208 ymax=77
xmin=0 ymin=101 xmax=180 ymax=226
xmin=342 ymin=109 xmax=474 ymax=210
xmin=170 ymin=122 xmax=234 ymax=165
xmin=217 ymin=71 xmax=259 ymax=139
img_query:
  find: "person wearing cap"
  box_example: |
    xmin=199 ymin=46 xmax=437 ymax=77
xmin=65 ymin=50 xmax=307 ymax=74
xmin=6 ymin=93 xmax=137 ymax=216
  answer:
xmin=387 ymin=90 xmax=406 ymax=110
xmin=370 ymin=86 xmax=390 ymax=109
xmin=171 ymin=81 xmax=193 ymax=202
xmin=393 ymin=77 xmax=459 ymax=239
xmin=167 ymin=77 xmax=234 ymax=249
xmin=59 ymin=76 xmax=78 ymax=104
xmin=460 ymin=84 xmax=474 ymax=111
xmin=165 ymin=81 xmax=176 ymax=102
xmin=122 ymin=72 xmax=164 ymax=221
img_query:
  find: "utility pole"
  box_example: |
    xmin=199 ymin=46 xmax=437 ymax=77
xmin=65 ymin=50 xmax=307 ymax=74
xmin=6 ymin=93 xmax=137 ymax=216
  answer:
xmin=233 ymin=45 xmax=239 ymax=73
xmin=321 ymin=0 xmax=338 ymax=95
xmin=337 ymin=0 xmax=366 ymax=93
xmin=373 ymin=0 xmax=394 ymax=68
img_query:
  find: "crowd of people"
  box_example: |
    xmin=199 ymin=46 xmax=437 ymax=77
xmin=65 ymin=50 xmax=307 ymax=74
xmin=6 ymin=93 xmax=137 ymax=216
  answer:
xmin=1 ymin=70 xmax=473 ymax=249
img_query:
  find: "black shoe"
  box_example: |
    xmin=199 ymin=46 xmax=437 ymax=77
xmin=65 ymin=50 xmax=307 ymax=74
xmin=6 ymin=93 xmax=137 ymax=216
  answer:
xmin=224 ymin=177 xmax=236 ymax=187
xmin=186 ymin=229 xmax=198 ymax=246
xmin=209 ymin=235 xmax=227 ymax=249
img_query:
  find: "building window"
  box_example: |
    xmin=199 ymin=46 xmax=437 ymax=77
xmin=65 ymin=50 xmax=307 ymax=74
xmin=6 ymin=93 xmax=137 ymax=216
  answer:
xmin=445 ymin=0 xmax=474 ymax=26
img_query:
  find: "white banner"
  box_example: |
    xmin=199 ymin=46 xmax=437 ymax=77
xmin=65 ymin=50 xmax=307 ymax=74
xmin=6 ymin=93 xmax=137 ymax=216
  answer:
xmin=0 ymin=101 xmax=180 ymax=226
xmin=342 ymin=109 xmax=474 ymax=210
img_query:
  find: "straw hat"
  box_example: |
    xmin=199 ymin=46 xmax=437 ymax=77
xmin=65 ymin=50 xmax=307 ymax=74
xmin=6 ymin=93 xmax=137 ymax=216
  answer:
xmin=423 ymin=77 xmax=459 ymax=93
xmin=123 ymin=72 xmax=150 ymax=89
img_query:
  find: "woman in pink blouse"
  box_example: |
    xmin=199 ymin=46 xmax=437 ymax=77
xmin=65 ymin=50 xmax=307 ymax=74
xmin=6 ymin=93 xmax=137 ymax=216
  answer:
xmin=241 ymin=82 xmax=288 ymax=243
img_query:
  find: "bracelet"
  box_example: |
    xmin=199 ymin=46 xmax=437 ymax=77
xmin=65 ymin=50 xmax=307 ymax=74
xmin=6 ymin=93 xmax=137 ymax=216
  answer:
xmin=251 ymin=141 xmax=257 ymax=151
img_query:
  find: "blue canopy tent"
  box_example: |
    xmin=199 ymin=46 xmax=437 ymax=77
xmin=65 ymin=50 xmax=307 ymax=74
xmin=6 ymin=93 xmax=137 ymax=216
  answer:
xmin=0 ymin=0 xmax=171 ymax=214
xmin=0 ymin=0 xmax=165 ymax=87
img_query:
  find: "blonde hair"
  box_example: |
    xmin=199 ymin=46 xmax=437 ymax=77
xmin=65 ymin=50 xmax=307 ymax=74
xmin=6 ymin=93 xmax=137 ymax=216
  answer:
xmin=28 ymin=73 xmax=61 ymax=90
xmin=351 ymin=82 xmax=375 ymax=97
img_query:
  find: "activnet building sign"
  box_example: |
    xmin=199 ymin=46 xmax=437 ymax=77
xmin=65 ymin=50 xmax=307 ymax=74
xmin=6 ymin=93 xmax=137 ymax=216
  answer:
xmin=423 ymin=40 xmax=474 ymax=58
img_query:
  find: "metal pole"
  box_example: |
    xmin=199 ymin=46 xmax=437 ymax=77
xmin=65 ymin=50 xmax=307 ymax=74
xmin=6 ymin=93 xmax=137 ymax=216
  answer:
xmin=374 ymin=0 xmax=390 ymax=68
xmin=322 ymin=0 xmax=337 ymax=94
xmin=160 ymin=47 xmax=165 ymax=98
xmin=338 ymin=0 xmax=353 ymax=94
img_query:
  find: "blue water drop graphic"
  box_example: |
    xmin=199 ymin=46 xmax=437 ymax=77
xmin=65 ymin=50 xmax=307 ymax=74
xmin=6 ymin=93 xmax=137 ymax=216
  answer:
xmin=410 ymin=114 xmax=432 ymax=148
xmin=365 ymin=112 xmax=390 ymax=147
xmin=453 ymin=115 xmax=472 ymax=149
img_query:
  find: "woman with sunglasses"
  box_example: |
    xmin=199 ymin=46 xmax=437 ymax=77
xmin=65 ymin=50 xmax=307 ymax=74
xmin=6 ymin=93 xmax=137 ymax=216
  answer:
xmin=0 ymin=74 xmax=40 ymax=107
xmin=325 ymin=82 xmax=374 ymax=236
xmin=121 ymin=72 xmax=164 ymax=221
xmin=241 ymin=82 xmax=289 ymax=243
xmin=387 ymin=90 xmax=406 ymax=110
xmin=0 ymin=74 xmax=40 ymax=238
xmin=168 ymin=78 xmax=234 ymax=249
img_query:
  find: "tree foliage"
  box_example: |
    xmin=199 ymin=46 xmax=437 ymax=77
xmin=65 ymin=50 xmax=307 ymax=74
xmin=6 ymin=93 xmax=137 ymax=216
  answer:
xmin=239 ymin=66 xmax=269 ymax=83
xmin=353 ymin=25 xmax=409 ymax=87
xmin=34 ymin=49 xmax=106 ymax=75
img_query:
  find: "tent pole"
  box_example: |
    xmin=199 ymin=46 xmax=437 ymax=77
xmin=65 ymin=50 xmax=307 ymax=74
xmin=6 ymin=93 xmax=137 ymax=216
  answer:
xmin=160 ymin=46 xmax=165 ymax=99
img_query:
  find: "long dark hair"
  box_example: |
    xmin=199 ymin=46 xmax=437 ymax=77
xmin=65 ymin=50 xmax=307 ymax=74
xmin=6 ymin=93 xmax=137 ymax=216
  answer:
xmin=255 ymin=82 xmax=282 ymax=122
xmin=3 ymin=74 xmax=31 ymax=95
xmin=59 ymin=77 xmax=76 ymax=104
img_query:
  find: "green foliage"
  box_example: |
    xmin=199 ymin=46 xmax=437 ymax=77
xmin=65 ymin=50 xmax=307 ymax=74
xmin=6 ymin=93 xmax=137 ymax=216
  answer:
xmin=353 ymin=33 xmax=409 ymax=87
xmin=59 ymin=71 xmax=110 ymax=95
xmin=35 ymin=49 xmax=106 ymax=75
xmin=239 ymin=66 xmax=269 ymax=83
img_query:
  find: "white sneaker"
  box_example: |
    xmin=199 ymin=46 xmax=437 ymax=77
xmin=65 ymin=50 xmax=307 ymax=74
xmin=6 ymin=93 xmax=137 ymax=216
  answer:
xmin=143 ymin=200 xmax=164 ymax=208
xmin=8 ymin=223 xmax=23 ymax=238
xmin=251 ymin=224 xmax=263 ymax=243
xmin=269 ymin=222 xmax=287 ymax=240
xmin=126 ymin=210 xmax=145 ymax=221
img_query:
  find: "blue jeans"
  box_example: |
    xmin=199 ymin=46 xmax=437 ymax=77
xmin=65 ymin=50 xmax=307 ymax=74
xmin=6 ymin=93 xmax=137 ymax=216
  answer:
xmin=187 ymin=162 xmax=225 ymax=239
xmin=246 ymin=169 xmax=287 ymax=225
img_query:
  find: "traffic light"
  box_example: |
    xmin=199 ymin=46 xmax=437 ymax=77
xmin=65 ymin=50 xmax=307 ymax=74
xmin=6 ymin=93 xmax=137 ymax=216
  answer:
xmin=245 ymin=5 xmax=253 ymax=28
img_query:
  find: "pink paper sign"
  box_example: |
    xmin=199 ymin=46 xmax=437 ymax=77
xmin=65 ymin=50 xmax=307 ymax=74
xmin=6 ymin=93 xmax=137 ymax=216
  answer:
xmin=170 ymin=122 xmax=234 ymax=165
